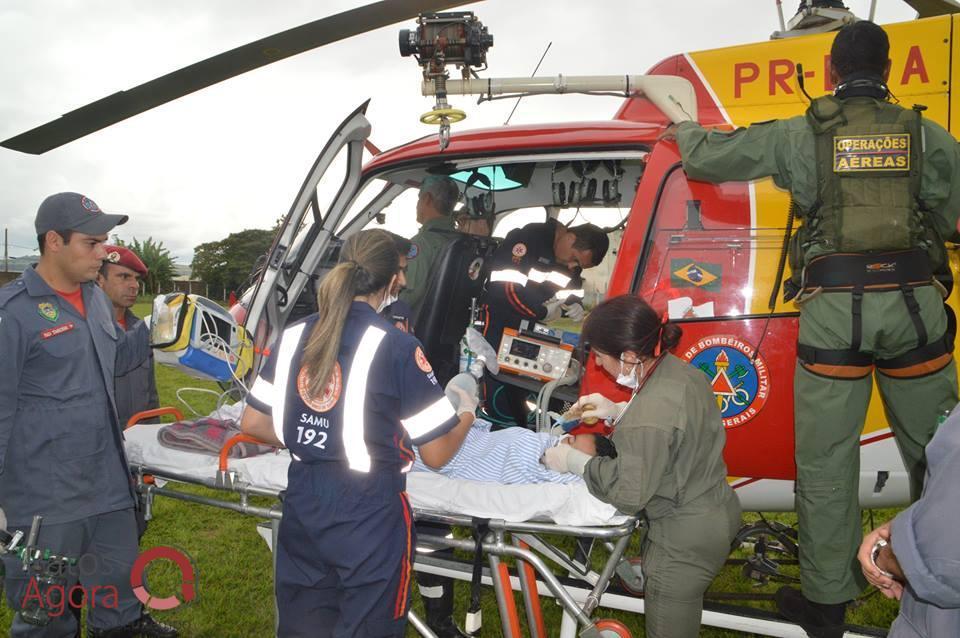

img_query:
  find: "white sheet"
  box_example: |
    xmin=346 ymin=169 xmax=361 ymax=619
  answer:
xmin=124 ymin=423 xmax=628 ymax=527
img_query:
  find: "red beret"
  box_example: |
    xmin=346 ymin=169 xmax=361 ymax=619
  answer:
xmin=103 ymin=245 xmax=148 ymax=277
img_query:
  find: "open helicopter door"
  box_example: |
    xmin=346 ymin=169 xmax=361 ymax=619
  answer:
xmin=242 ymin=102 xmax=372 ymax=378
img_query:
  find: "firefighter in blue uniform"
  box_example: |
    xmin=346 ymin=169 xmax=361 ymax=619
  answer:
xmin=0 ymin=192 xmax=176 ymax=637
xmin=241 ymin=229 xmax=476 ymax=638
xmin=480 ymin=218 xmax=609 ymax=425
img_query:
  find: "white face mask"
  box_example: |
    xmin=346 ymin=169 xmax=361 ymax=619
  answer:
xmin=377 ymin=290 xmax=398 ymax=314
xmin=615 ymin=356 xmax=643 ymax=390
xmin=376 ymin=275 xmax=400 ymax=314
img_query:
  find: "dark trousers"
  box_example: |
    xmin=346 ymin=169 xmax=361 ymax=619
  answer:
xmin=2 ymin=509 xmax=142 ymax=637
xmin=275 ymin=464 xmax=414 ymax=638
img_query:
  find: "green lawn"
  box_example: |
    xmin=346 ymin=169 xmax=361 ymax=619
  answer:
xmin=0 ymin=300 xmax=901 ymax=636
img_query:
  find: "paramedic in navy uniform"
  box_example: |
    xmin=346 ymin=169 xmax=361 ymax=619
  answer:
xmin=240 ymin=229 xmax=477 ymax=638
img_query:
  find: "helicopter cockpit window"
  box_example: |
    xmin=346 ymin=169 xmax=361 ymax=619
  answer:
xmin=637 ymin=169 xmax=794 ymax=321
xmin=336 ymin=177 xmax=411 ymax=237
xmin=449 ymin=165 xmax=525 ymax=191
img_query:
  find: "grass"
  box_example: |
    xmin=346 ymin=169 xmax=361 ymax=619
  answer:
xmin=0 ymin=299 xmax=902 ymax=636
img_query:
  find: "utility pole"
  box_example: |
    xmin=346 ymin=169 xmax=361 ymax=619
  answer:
xmin=3 ymin=228 xmax=8 ymax=273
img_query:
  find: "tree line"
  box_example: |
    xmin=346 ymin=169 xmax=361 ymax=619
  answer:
xmin=116 ymin=229 xmax=273 ymax=297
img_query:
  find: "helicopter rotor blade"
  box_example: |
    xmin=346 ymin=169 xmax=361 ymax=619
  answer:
xmin=902 ymin=0 xmax=960 ymax=17
xmin=2 ymin=0 xmax=478 ymax=155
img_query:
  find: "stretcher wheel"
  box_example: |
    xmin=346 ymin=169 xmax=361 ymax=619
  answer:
xmin=594 ymin=619 xmax=632 ymax=637
xmin=616 ymin=556 xmax=645 ymax=596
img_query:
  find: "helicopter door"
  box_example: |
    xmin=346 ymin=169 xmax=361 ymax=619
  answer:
xmin=243 ymin=102 xmax=373 ymax=376
xmin=633 ymin=164 xmax=799 ymax=481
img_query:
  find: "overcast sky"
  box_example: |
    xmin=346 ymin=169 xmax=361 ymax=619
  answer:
xmin=0 ymin=1 xmax=917 ymax=264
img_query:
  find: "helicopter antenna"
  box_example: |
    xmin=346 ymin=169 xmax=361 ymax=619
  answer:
xmin=504 ymin=41 xmax=552 ymax=126
xmin=795 ymin=63 xmax=815 ymax=102
xmin=776 ymin=0 xmax=787 ymax=32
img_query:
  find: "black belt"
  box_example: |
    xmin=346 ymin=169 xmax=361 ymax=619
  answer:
xmin=804 ymin=249 xmax=933 ymax=290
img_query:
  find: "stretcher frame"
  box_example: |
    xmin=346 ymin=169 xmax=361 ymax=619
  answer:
xmin=128 ymin=452 xmax=639 ymax=638
xmin=127 ymin=428 xmax=885 ymax=638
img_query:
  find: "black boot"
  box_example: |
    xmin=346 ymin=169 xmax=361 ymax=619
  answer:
xmin=88 ymin=613 xmax=178 ymax=638
xmin=133 ymin=614 xmax=177 ymax=638
xmin=422 ymin=585 xmax=470 ymax=638
xmin=775 ymin=586 xmax=846 ymax=638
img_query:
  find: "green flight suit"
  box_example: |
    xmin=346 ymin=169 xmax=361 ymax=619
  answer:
xmin=583 ymin=354 xmax=742 ymax=638
xmin=677 ymin=105 xmax=960 ymax=603
xmin=399 ymin=216 xmax=457 ymax=317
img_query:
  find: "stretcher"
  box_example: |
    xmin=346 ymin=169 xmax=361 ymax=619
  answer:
xmin=124 ymin=422 xmax=883 ymax=638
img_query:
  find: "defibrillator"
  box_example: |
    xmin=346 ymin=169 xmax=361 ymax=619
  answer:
xmin=150 ymin=293 xmax=253 ymax=383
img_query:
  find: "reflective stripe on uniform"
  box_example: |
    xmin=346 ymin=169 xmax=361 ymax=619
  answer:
xmin=490 ymin=269 xmax=528 ymax=285
xmin=528 ymin=268 xmax=571 ymax=288
xmin=343 ymin=326 xmax=387 ymax=472
xmin=273 ymin=323 xmax=307 ymax=446
xmin=402 ymin=396 xmax=457 ymax=439
xmin=554 ymin=288 xmax=585 ymax=300
xmin=249 ymin=376 xmax=276 ymax=408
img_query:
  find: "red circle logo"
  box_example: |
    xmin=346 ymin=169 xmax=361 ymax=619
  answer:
xmin=511 ymin=243 xmax=527 ymax=258
xmin=130 ymin=546 xmax=197 ymax=611
xmin=297 ymin=363 xmax=342 ymax=412
xmin=414 ymin=347 xmax=432 ymax=373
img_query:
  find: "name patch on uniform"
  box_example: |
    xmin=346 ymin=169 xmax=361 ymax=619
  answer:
xmin=833 ymin=134 xmax=910 ymax=172
xmin=41 ymin=322 xmax=75 ymax=339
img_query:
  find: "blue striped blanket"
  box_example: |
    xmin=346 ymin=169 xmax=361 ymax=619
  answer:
xmin=412 ymin=419 xmax=582 ymax=484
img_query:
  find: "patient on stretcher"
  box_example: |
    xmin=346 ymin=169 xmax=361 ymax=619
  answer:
xmin=412 ymin=418 xmax=616 ymax=484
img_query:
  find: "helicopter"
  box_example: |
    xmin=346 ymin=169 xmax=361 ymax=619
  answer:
xmin=2 ymin=0 xmax=958 ymax=633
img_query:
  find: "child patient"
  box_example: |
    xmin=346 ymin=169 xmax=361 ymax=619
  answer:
xmin=412 ymin=419 xmax=616 ymax=484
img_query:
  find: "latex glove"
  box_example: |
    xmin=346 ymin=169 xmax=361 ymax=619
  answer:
xmin=445 ymin=378 xmax=479 ymax=416
xmin=542 ymin=298 xmax=563 ymax=322
xmin=561 ymin=302 xmax=585 ymax=322
xmin=564 ymin=392 xmax=624 ymax=423
xmin=542 ymin=443 xmax=591 ymax=475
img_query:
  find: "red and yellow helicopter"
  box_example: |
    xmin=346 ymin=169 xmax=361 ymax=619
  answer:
xmin=5 ymin=0 xmax=957 ymax=534
xmin=3 ymin=0 xmax=959 ymax=633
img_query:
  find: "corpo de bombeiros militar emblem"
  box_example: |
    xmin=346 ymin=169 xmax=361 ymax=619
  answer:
xmin=682 ymin=335 xmax=770 ymax=429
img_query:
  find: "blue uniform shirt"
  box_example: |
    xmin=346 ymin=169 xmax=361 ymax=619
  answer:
xmin=0 ymin=267 xmax=150 ymax=526
xmin=247 ymin=302 xmax=459 ymax=472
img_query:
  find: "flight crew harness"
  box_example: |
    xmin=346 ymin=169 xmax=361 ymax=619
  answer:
xmin=797 ymin=249 xmax=954 ymax=379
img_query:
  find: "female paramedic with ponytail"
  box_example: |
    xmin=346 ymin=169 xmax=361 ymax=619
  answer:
xmin=240 ymin=229 xmax=476 ymax=638
xmin=544 ymin=294 xmax=741 ymax=638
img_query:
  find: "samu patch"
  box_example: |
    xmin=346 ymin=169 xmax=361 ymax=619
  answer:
xmin=414 ymin=346 xmax=432 ymax=373
xmin=834 ymin=134 xmax=910 ymax=173
xmin=511 ymin=242 xmax=527 ymax=265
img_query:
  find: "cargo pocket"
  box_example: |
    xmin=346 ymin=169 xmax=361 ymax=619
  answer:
xmin=50 ymin=423 xmax=107 ymax=504
xmin=38 ymin=331 xmax=86 ymax=393
xmin=53 ymin=426 xmax=106 ymax=461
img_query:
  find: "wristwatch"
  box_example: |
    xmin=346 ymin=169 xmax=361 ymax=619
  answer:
xmin=870 ymin=539 xmax=895 ymax=579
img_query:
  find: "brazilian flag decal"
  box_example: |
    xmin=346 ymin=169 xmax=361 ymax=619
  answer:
xmin=671 ymin=259 xmax=721 ymax=291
